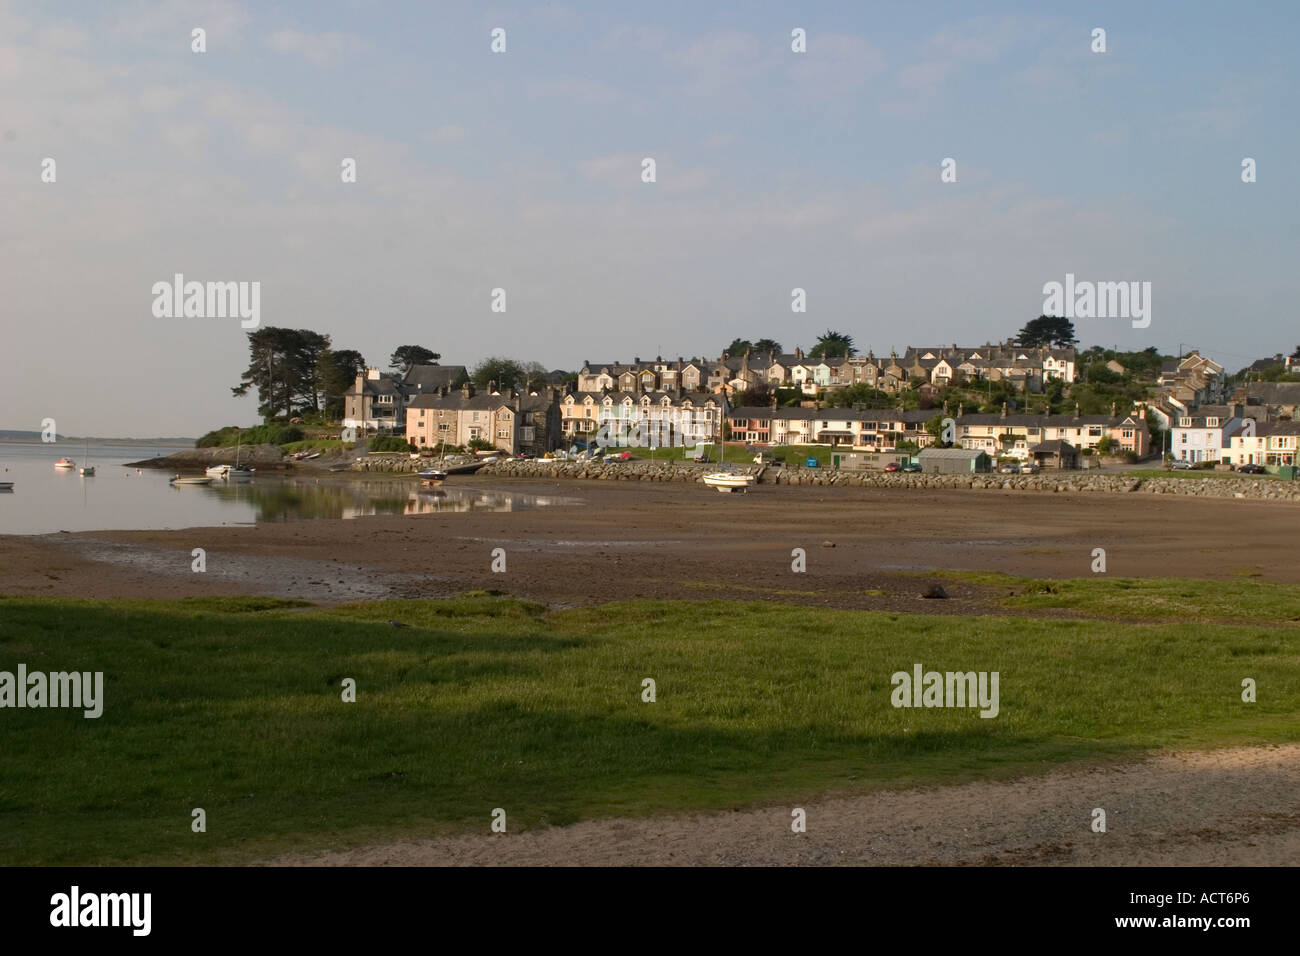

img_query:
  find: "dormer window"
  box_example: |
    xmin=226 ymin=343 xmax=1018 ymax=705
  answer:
xmin=1206 ymin=417 xmax=1219 ymax=427
xmin=1179 ymin=418 xmax=1192 ymax=427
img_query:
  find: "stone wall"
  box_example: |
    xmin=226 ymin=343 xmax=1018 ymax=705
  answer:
xmin=477 ymin=459 xmax=1300 ymax=500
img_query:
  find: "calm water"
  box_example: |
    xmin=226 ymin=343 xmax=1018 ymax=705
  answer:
xmin=0 ymin=441 xmax=572 ymax=535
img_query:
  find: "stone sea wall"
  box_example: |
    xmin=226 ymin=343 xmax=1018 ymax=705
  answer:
xmin=477 ymin=459 xmax=1300 ymax=500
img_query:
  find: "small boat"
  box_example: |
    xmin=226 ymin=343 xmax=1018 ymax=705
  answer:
xmin=170 ymin=475 xmax=214 ymax=485
xmin=54 ymin=458 xmax=75 ymax=469
xmin=80 ymin=438 xmax=95 ymax=476
xmin=702 ymin=471 xmax=756 ymax=493
xmin=700 ymin=424 xmax=755 ymax=492
xmin=0 ymin=481 xmax=13 ymax=491
xmin=205 ymin=464 xmax=231 ymax=478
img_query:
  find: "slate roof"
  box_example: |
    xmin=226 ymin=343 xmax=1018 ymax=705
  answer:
xmin=402 ymin=364 xmax=467 ymax=390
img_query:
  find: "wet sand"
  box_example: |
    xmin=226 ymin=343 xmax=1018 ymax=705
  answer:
xmin=3 ymin=478 xmax=1298 ymax=611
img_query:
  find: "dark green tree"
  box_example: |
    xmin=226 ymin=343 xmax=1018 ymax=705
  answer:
xmin=319 ymin=349 xmax=366 ymax=419
xmin=471 ymin=357 xmax=525 ymax=391
xmin=232 ymin=327 xmax=332 ymax=420
xmin=724 ymin=338 xmax=753 ymax=356
xmin=1014 ymin=316 xmax=1077 ymax=348
xmin=809 ymin=330 xmax=854 ymax=358
xmin=752 ymin=338 xmax=783 ymax=355
xmin=390 ymin=345 xmax=441 ymax=374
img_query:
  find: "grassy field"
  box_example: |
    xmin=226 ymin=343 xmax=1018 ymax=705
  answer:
xmin=1 ymin=585 xmax=1297 ymax=865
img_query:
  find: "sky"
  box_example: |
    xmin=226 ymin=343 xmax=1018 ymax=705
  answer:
xmin=2 ymin=0 xmax=1297 ymax=436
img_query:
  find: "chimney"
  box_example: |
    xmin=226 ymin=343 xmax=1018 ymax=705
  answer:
xmin=1001 ymin=402 xmax=1008 ymax=419
xmin=366 ymin=366 xmax=381 ymax=381
xmin=943 ymin=400 xmax=949 ymax=415
xmin=795 ymin=347 xmax=803 ymax=360
xmin=1074 ymin=402 xmax=1081 ymax=421
xmin=958 ymin=403 xmax=964 ymax=418
xmin=770 ymin=393 xmax=778 ymax=412
xmin=1111 ymin=401 xmax=1117 ymax=418
xmin=461 ymin=382 xmax=474 ymax=399
xmin=634 ymin=356 xmax=641 ymax=364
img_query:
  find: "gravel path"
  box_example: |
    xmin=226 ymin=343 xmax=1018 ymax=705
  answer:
xmin=269 ymin=744 xmax=1300 ymax=866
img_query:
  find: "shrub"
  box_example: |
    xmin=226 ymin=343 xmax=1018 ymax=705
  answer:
xmin=369 ymin=436 xmax=415 ymax=453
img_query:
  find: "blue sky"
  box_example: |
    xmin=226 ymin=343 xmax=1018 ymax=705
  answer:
xmin=2 ymin=0 xmax=1297 ymax=434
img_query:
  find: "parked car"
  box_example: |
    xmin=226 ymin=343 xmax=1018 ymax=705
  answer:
xmin=883 ymin=462 xmax=900 ymax=472
xmin=998 ymin=463 xmax=1018 ymax=474
xmin=901 ymin=463 xmax=922 ymax=473
xmin=1020 ymin=463 xmax=1039 ymax=474
xmin=1238 ymin=463 xmax=1265 ymax=474
xmin=1169 ymin=458 xmax=1194 ymax=470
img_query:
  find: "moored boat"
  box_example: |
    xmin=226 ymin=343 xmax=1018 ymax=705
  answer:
xmin=0 ymin=481 xmax=13 ymax=491
xmin=54 ymin=458 xmax=75 ymax=469
xmin=170 ymin=475 xmax=214 ymax=485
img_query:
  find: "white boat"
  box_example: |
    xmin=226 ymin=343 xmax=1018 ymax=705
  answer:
xmin=703 ymin=471 xmax=756 ymax=492
xmin=170 ymin=475 xmax=214 ymax=485
xmin=701 ymin=414 xmax=756 ymax=493
xmin=54 ymin=457 xmax=75 ymax=469
xmin=207 ymin=430 xmax=254 ymax=479
xmin=79 ymin=437 xmax=95 ymax=476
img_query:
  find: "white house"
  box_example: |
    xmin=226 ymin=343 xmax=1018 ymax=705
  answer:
xmin=1170 ymin=405 xmax=1243 ymax=464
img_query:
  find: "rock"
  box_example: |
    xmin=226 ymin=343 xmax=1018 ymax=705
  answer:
xmin=822 ymin=540 xmax=835 ymax=548
xmin=921 ymin=584 xmax=948 ymax=599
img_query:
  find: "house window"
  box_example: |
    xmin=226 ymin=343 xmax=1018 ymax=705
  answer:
xmin=1179 ymin=418 xmax=1192 ymax=427
xmin=1206 ymin=418 xmax=1219 ymax=427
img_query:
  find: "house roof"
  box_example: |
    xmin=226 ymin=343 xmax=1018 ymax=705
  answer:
xmin=1029 ymin=439 xmax=1078 ymax=454
xmin=402 ymin=364 xmax=467 ymax=390
xmin=919 ymin=447 xmax=990 ymax=459
xmin=407 ymin=392 xmax=508 ymax=412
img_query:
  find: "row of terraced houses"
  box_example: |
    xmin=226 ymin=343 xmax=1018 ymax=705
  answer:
xmin=340 ymin=345 xmax=1296 ymax=468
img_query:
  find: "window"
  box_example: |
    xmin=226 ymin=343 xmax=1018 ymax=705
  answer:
xmin=1206 ymin=417 xmax=1219 ymax=427
xmin=1179 ymin=418 xmax=1192 ymax=427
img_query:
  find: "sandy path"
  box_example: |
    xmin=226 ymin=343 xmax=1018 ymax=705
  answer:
xmin=268 ymin=744 xmax=1300 ymax=866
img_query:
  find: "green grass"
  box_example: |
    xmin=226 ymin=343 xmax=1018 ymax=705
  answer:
xmin=932 ymin=572 xmax=1300 ymax=624
xmin=0 ymin=589 xmax=1296 ymax=865
xmin=1122 ymin=468 xmax=1284 ymax=480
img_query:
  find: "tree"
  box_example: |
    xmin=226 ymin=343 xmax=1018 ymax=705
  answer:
xmin=232 ymin=327 xmax=333 ymax=420
xmin=753 ymin=338 xmax=783 ymax=355
xmin=471 ymin=357 xmax=525 ymax=391
xmin=319 ymin=349 xmax=366 ymax=419
xmin=1014 ymin=315 xmax=1077 ymax=348
xmin=809 ymin=330 xmax=854 ymax=358
xmin=389 ymin=345 xmax=441 ymax=374
xmin=823 ymin=384 xmax=891 ymax=408
xmin=518 ymin=361 xmax=550 ymax=391
xmin=734 ymin=383 xmax=774 ymax=408
xmin=724 ymin=338 xmax=753 ymax=356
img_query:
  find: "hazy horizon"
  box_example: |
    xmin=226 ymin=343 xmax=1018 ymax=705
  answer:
xmin=3 ymin=0 xmax=1297 ymax=435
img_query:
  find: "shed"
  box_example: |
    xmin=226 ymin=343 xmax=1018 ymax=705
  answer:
xmin=918 ymin=447 xmax=993 ymax=474
xmin=1029 ymin=439 xmax=1079 ymax=470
